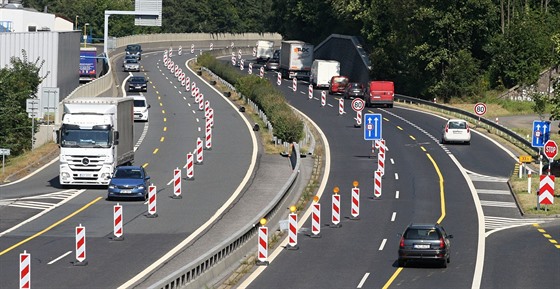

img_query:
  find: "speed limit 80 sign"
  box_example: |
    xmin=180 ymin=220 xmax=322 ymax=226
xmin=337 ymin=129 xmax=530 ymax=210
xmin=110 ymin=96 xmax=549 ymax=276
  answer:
xmin=474 ymin=102 xmax=487 ymax=116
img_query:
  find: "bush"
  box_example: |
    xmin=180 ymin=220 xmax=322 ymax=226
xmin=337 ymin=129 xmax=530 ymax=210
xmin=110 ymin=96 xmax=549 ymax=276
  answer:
xmin=199 ymin=53 xmax=303 ymax=143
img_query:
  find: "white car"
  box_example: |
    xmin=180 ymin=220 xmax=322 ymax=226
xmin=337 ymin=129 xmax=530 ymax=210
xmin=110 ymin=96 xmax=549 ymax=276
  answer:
xmin=131 ymin=95 xmax=150 ymax=122
xmin=441 ymin=119 xmax=471 ymax=144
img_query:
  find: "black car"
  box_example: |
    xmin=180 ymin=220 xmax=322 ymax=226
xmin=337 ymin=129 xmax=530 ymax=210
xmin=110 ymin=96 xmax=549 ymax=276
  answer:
xmin=398 ymin=223 xmax=453 ymax=268
xmin=125 ymin=44 xmax=142 ymax=60
xmin=344 ymin=82 xmax=365 ymax=99
xmin=127 ymin=76 xmax=148 ymax=92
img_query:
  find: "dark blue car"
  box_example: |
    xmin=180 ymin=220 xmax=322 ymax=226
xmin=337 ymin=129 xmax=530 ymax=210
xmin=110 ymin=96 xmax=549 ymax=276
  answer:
xmin=107 ymin=166 xmax=150 ymax=201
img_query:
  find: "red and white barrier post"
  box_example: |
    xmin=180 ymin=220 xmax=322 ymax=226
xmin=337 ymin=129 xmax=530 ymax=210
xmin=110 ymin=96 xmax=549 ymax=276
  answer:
xmin=308 ymin=84 xmax=313 ymax=100
xmin=292 ymin=77 xmax=297 ymax=92
xmin=147 ymin=185 xmax=158 ymax=218
xmin=185 ymin=77 xmax=191 ymax=91
xmin=378 ymin=152 xmax=385 ymax=176
xmin=331 ymin=187 xmax=342 ymax=228
xmin=19 ymin=250 xmax=30 ymax=289
xmin=190 ymin=44 xmax=194 ymax=54
xmin=172 ymin=168 xmax=182 ymax=199
xmin=321 ymin=91 xmax=326 ymax=107
xmin=196 ymin=137 xmax=204 ymax=164
xmin=287 ymin=206 xmax=299 ymax=250
xmin=210 ymin=42 xmax=214 ymax=50
xmin=208 ymin=108 xmax=214 ymax=128
xmin=248 ymin=62 xmax=253 ymax=74
xmin=74 ymin=224 xmax=88 ymax=266
xmin=178 ymin=46 xmax=182 ymax=56
xmin=186 ymin=153 xmax=194 ymax=180
xmin=256 ymin=218 xmax=269 ymax=266
xmin=351 ymin=181 xmax=360 ymax=220
xmin=204 ymin=100 xmax=210 ymax=118
xmin=240 ymin=59 xmax=244 ymax=71
xmin=374 ymin=170 xmax=382 ymax=199
xmin=259 ymin=67 xmax=265 ymax=78
xmin=113 ymin=203 xmax=124 ymax=240
xmin=355 ymin=110 xmax=362 ymax=127
xmin=198 ymin=94 xmax=204 ymax=111
xmin=277 ymin=72 xmax=281 ymax=85
xmin=205 ymin=127 xmax=212 ymax=150
xmin=310 ymin=196 xmax=321 ymax=238
xmin=338 ymin=98 xmax=345 ymax=115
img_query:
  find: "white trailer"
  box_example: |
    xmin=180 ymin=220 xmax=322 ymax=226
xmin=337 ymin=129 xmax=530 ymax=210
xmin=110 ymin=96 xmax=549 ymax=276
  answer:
xmin=279 ymin=40 xmax=314 ymax=80
xmin=57 ymin=97 xmax=134 ymax=186
xmin=310 ymin=59 xmax=340 ymax=88
xmin=255 ymin=40 xmax=275 ymax=64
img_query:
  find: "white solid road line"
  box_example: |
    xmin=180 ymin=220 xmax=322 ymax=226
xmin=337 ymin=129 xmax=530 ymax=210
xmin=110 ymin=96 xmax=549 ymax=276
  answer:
xmin=48 ymin=251 xmax=72 ymax=265
xmin=378 ymin=239 xmax=387 ymax=250
xmin=357 ymin=272 xmax=370 ymax=288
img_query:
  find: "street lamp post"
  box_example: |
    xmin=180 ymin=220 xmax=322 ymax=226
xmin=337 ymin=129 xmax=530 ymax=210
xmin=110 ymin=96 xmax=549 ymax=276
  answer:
xmin=83 ymin=23 xmax=89 ymax=48
xmin=75 ymin=15 xmax=79 ymax=30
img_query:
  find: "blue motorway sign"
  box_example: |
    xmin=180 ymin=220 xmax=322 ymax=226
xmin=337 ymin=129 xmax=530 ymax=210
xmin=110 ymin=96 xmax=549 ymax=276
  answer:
xmin=364 ymin=113 xmax=382 ymax=140
xmin=532 ymin=120 xmax=551 ymax=147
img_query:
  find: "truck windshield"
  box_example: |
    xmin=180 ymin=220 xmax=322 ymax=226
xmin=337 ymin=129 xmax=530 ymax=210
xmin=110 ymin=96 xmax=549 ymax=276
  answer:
xmin=61 ymin=128 xmax=112 ymax=148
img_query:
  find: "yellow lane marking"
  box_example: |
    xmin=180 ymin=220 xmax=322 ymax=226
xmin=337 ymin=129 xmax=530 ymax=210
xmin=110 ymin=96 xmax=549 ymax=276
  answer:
xmin=142 ymin=163 xmax=149 ymax=168
xmin=382 ymin=152 xmax=446 ymax=288
xmin=538 ymin=229 xmax=546 ymax=233
xmin=397 ymin=126 xmax=403 ymax=130
xmin=163 ymin=117 xmax=167 ymax=122
xmin=0 ymin=197 xmax=103 ymax=256
xmin=162 ymin=110 xmax=166 ymax=114
xmin=556 ymin=245 xmax=560 ymax=249
xmin=160 ymin=137 xmax=165 ymax=142
xmin=549 ymin=239 xmax=558 ymax=244
xmin=383 ymin=117 xmax=389 ymax=121
xmin=163 ymin=127 xmax=167 ymax=132
xmin=420 ymin=146 xmax=427 ymax=152
xmin=382 ymin=267 xmax=403 ymax=289
xmin=409 ymin=135 xmax=416 ymax=141
xmin=153 ymin=148 xmax=159 ymax=154
xmin=543 ymin=234 xmax=551 ymax=238
xmin=158 ymin=96 xmax=161 ymax=100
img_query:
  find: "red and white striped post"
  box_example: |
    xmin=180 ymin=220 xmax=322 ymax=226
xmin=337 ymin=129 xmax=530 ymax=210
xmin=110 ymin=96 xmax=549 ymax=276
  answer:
xmin=113 ymin=204 xmax=124 ymax=240
xmin=191 ymin=81 xmax=196 ymax=92
xmin=196 ymin=137 xmax=204 ymax=164
xmin=181 ymin=78 xmax=186 ymax=87
xmin=198 ymin=94 xmax=204 ymax=111
xmin=350 ymin=181 xmax=360 ymax=220
xmin=191 ymin=44 xmax=195 ymax=54
xmin=248 ymin=62 xmax=253 ymax=74
xmin=355 ymin=110 xmax=362 ymax=127
xmin=185 ymin=77 xmax=191 ymax=91
xmin=172 ymin=168 xmax=182 ymax=199
xmin=331 ymin=187 xmax=341 ymax=228
xmin=208 ymin=108 xmax=214 ymax=128
xmin=186 ymin=153 xmax=194 ymax=180
xmin=287 ymin=206 xmax=299 ymax=250
xmin=310 ymin=196 xmax=321 ymax=238
xmin=74 ymin=224 xmax=87 ymax=266
xmin=308 ymin=84 xmax=313 ymax=100
xmin=277 ymin=72 xmax=281 ymax=85
xmin=239 ymin=59 xmax=244 ymax=71
xmin=169 ymin=48 xmax=173 ymax=58
xmin=378 ymin=152 xmax=385 ymax=175
xmin=147 ymin=185 xmax=158 ymax=218
xmin=256 ymin=218 xmax=269 ymax=265
xmin=338 ymin=98 xmax=345 ymax=115
xmin=259 ymin=67 xmax=264 ymax=78
xmin=209 ymin=42 xmax=213 ymax=50
xmin=292 ymin=77 xmax=297 ymax=92
xmin=321 ymin=91 xmax=326 ymax=107
xmin=204 ymin=100 xmax=210 ymax=118
xmin=205 ymin=127 xmax=212 ymax=150
xmin=178 ymin=46 xmax=182 ymax=56
xmin=19 ymin=250 xmax=30 ymax=289
xmin=374 ymin=170 xmax=382 ymax=199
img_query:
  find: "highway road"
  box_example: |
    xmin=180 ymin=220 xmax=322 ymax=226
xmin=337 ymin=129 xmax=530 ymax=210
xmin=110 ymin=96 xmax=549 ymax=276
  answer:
xmin=0 ymin=49 xmax=255 ymax=288
xmin=230 ymin=61 xmax=559 ymax=289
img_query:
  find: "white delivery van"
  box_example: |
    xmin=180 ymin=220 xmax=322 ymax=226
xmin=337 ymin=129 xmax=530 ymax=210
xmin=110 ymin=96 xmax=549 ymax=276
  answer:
xmin=131 ymin=95 xmax=150 ymax=122
xmin=310 ymin=60 xmax=340 ymax=88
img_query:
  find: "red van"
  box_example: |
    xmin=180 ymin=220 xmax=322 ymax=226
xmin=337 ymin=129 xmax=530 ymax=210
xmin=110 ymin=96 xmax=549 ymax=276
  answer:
xmin=329 ymin=76 xmax=349 ymax=95
xmin=366 ymin=81 xmax=394 ymax=108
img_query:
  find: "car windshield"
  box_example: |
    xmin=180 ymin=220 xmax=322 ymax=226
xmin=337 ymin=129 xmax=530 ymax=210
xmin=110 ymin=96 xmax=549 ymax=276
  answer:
xmin=333 ymin=77 xmax=348 ymax=84
xmin=349 ymin=83 xmax=362 ymax=89
xmin=126 ymin=59 xmax=138 ymax=64
xmin=268 ymin=58 xmax=279 ymax=63
xmin=60 ymin=128 xmax=111 ymax=148
xmin=449 ymin=121 xmax=467 ymax=129
xmin=114 ymin=168 xmax=143 ymax=179
xmin=126 ymin=45 xmax=141 ymax=52
xmin=405 ymin=228 xmax=440 ymax=240
xmin=134 ymin=99 xmax=146 ymax=107
xmin=130 ymin=77 xmax=145 ymax=83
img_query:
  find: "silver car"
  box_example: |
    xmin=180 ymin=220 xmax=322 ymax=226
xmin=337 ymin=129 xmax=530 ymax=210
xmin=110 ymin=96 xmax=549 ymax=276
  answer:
xmin=265 ymin=58 xmax=279 ymax=71
xmin=123 ymin=58 xmax=140 ymax=72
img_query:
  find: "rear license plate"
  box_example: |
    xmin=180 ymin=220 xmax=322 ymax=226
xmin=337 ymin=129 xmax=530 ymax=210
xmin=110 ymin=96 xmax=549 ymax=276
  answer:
xmin=121 ymin=190 xmax=132 ymax=194
xmin=414 ymin=244 xmax=430 ymax=249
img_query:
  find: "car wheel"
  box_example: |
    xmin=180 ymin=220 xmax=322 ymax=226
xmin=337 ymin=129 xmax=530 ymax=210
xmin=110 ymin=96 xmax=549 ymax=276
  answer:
xmin=441 ymin=259 xmax=447 ymax=268
xmin=465 ymin=141 xmax=471 ymax=145
xmin=447 ymin=256 xmax=451 ymax=263
xmin=398 ymin=259 xmax=406 ymax=267
xmin=441 ymin=138 xmax=445 ymax=144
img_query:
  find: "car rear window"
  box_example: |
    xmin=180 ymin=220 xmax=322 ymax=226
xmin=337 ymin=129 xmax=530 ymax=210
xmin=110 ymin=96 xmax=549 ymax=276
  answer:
xmin=449 ymin=121 xmax=467 ymax=129
xmin=333 ymin=77 xmax=348 ymax=84
xmin=134 ymin=100 xmax=146 ymax=107
xmin=405 ymin=228 xmax=441 ymax=240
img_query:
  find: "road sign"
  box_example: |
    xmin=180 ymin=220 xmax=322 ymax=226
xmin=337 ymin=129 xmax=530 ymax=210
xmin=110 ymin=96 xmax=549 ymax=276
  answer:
xmin=544 ymin=140 xmax=558 ymax=160
xmin=519 ymin=155 xmax=533 ymax=163
xmin=363 ymin=113 xmax=382 ymax=140
xmin=26 ymin=99 xmax=40 ymax=113
xmin=532 ymin=120 xmax=551 ymax=147
xmin=539 ymin=175 xmax=555 ymax=205
xmin=351 ymin=98 xmax=365 ymax=112
xmin=474 ymin=102 xmax=487 ymax=116
xmin=0 ymin=148 xmax=10 ymax=155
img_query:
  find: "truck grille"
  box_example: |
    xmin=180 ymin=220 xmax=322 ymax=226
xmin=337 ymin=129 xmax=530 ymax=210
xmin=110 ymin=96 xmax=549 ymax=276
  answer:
xmin=67 ymin=155 xmax=104 ymax=180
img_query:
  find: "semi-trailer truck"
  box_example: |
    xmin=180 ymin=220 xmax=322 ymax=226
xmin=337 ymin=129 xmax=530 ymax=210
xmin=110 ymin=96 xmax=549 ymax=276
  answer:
xmin=279 ymin=40 xmax=314 ymax=80
xmin=57 ymin=97 xmax=134 ymax=186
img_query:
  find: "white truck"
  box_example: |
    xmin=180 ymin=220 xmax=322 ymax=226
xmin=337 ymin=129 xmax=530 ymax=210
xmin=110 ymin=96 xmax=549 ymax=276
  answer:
xmin=57 ymin=97 xmax=134 ymax=186
xmin=255 ymin=40 xmax=275 ymax=64
xmin=310 ymin=59 xmax=340 ymax=88
xmin=279 ymin=40 xmax=314 ymax=80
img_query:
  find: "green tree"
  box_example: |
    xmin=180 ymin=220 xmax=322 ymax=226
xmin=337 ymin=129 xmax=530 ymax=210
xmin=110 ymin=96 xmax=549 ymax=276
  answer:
xmin=0 ymin=50 xmax=47 ymax=155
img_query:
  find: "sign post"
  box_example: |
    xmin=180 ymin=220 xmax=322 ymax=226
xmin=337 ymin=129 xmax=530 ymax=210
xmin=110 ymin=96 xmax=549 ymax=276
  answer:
xmin=0 ymin=148 xmax=10 ymax=175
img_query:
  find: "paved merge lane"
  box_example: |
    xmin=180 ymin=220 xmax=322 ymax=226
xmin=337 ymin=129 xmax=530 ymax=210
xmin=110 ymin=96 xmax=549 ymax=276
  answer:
xmin=0 ymin=50 xmax=254 ymax=288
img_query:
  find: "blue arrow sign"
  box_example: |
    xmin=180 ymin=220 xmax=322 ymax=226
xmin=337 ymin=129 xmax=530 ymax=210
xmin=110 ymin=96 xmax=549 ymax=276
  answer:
xmin=532 ymin=120 xmax=551 ymax=148
xmin=364 ymin=113 xmax=382 ymax=140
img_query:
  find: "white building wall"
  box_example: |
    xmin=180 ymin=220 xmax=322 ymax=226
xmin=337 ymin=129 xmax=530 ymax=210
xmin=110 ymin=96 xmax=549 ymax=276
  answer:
xmin=0 ymin=8 xmax=55 ymax=32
